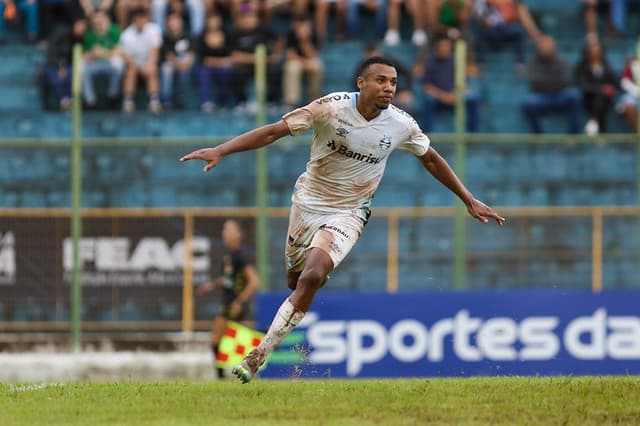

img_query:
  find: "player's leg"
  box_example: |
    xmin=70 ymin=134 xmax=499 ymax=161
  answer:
xmin=210 ymin=315 xmax=228 ymax=379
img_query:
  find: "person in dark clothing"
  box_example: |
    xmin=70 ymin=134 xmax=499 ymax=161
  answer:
xmin=229 ymin=9 xmax=283 ymax=112
xmin=521 ymin=35 xmax=582 ymax=134
xmin=160 ymin=12 xmax=195 ymax=109
xmin=421 ymin=35 xmax=479 ymax=132
xmin=197 ymin=13 xmax=233 ymax=111
xmin=42 ymin=18 xmax=88 ymax=111
xmin=574 ymin=35 xmax=618 ymax=135
xmin=196 ymin=219 xmax=259 ymax=380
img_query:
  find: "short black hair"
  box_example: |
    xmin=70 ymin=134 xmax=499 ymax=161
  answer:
xmin=357 ymin=56 xmax=396 ymax=77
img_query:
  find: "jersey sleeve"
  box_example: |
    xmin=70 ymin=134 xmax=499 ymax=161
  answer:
xmin=282 ymin=97 xmax=332 ymax=136
xmin=398 ymin=115 xmax=430 ymax=156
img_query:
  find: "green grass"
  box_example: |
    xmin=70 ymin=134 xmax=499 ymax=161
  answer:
xmin=2 ymin=377 xmax=640 ymax=425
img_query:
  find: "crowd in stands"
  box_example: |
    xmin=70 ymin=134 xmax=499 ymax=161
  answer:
xmin=3 ymin=0 xmax=639 ymax=134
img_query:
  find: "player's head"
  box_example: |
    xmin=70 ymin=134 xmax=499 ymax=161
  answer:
xmin=222 ymin=219 xmax=243 ymax=249
xmin=356 ymin=56 xmax=397 ymax=110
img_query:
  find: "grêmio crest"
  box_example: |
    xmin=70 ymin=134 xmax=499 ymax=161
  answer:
xmin=379 ymin=136 xmax=391 ymax=151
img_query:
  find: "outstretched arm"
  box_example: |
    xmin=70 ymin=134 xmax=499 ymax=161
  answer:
xmin=419 ymin=147 xmax=505 ymax=225
xmin=179 ymin=120 xmax=291 ymax=172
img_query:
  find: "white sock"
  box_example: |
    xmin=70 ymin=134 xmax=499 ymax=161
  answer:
xmin=258 ymin=298 xmax=305 ymax=355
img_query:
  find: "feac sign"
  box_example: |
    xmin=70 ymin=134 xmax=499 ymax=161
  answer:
xmin=304 ymin=309 xmax=640 ymax=376
xmin=62 ymin=237 xmax=210 ymax=272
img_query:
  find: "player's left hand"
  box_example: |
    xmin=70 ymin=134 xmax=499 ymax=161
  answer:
xmin=179 ymin=147 xmax=222 ymax=172
xmin=466 ymin=199 xmax=505 ymax=226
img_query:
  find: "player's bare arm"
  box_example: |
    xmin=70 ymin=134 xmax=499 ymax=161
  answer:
xmin=419 ymin=147 xmax=505 ymax=226
xmin=179 ymin=120 xmax=291 ymax=172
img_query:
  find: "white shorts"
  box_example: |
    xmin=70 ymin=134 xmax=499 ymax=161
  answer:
xmin=285 ymin=203 xmax=369 ymax=272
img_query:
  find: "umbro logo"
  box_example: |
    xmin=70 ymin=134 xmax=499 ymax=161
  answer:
xmin=336 ymin=127 xmax=349 ymax=137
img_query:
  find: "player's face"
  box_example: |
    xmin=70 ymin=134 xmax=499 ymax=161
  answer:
xmin=222 ymin=220 xmax=242 ymax=247
xmin=358 ymin=64 xmax=397 ymax=110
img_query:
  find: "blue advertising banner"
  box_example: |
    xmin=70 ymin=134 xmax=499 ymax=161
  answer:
xmin=256 ymin=291 xmax=640 ymax=378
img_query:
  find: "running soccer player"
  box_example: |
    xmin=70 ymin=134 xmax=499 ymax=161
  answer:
xmin=180 ymin=56 xmax=505 ymax=383
xmin=196 ymin=219 xmax=259 ymax=379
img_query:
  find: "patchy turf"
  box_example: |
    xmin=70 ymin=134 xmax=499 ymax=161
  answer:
xmin=2 ymin=377 xmax=639 ymax=425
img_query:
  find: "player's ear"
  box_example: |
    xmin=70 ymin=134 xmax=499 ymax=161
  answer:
xmin=356 ymin=76 xmax=364 ymax=90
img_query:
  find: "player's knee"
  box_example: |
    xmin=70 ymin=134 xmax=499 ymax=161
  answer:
xmin=297 ymin=267 xmax=327 ymax=291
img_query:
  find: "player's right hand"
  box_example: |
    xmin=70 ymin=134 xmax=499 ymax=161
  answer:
xmin=179 ymin=147 xmax=222 ymax=172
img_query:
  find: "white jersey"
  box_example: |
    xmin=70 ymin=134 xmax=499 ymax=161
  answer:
xmin=282 ymin=92 xmax=430 ymax=216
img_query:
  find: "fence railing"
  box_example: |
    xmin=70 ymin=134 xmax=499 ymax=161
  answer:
xmin=0 ymin=206 xmax=638 ymax=332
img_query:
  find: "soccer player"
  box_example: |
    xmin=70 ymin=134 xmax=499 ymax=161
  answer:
xmin=180 ymin=56 xmax=505 ymax=383
xmin=196 ymin=219 xmax=259 ymax=379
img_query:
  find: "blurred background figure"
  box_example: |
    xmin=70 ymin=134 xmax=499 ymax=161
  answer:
xmin=82 ymin=10 xmax=125 ymax=108
xmin=77 ymin=0 xmax=116 ymax=19
xmin=115 ymin=0 xmax=150 ymax=31
xmin=421 ymin=35 xmax=479 ymax=132
xmin=618 ymin=44 xmax=640 ymax=132
xmin=196 ymin=219 xmax=259 ymax=380
xmin=574 ymin=35 xmax=618 ymax=136
xmin=0 ymin=0 xmax=38 ymax=43
xmin=427 ymin=0 xmax=473 ymax=41
xmin=197 ymin=13 xmax=233 ymax=112
xmin=120 ymin=7 xmax=163 ymax=113
xmin=282 ymin=13 xmax=323 ymax=108
xmin=42 ymin=18 xmax=88 ymax=111
xmin=160 ymin=12 xmax=195 ymax=109
xmin=521 ymin=35 xmax=582 ymax=134
xmin=230 ymin=8 xmax=283 ymax=112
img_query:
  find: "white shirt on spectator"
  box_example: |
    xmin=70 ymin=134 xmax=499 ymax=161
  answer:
xmin=121 ymin=22 xmax=162 ymax=67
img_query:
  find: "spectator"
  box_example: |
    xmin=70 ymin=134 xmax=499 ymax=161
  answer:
xmin=160 ymin=12 xmax=194 ymax=109
xmin=82 ymin=10 xmax=125 ymax=108
xmin=230 ymin=9 xmax=283 ymax=112
xmin=120 ymin=7 xmax=163 ymax=113
xmin=39 ymin=0 xmax=81 ymax=38
xmin=617 ymin=46 xmax=639 ymax=132
xmin=427 ymin=0 xmax=473 ymax=40
xmin=421 ymin=36 xmax=480 ymax=132
xmin=0 ymin=0 xmax=39 ymax=43
xmin=197 ymin=13 xmax=233 ymax=112
xmin=262 ymin=0 xmax=311 ymax=24
xmin=521 ymin=35 xmax=582 ymax=134
xmin=42 ymin=19 xmax=88 ymax=111
xmin=473 ymin=0 xmax=542 ymax=68
xmin=353 ymin=42 xmax=416 ymax=113
xmin=574 ymin=35 xmax=618 ymax=135
xmin=151 ymin=0 xmax=205 ymax=36
xmin=383 ymin=0 xmax=428 ymax=47
xmin=282 ymin=14 xmax=323 ymax=108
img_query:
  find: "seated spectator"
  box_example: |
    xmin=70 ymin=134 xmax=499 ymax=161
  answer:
xmin=617 ymin=48 xmax=639 ymax=132
xmin=82 ymin=10 xmax=125 ymax=108
xmin=282 ymin=14 xmax=323 ymax=108
xmin=197 ymin=13 xmax=233 ymax=111
xmin=421 ymin=35 xmax=479 ymax=132
xmin=353 ymin=42 xmax=416 ymax=113
xmin=160 ymin=12 xmax=194 ymax=109
xmin=120 ymin=7 xmax=163 ymax=113
xmin=473 ymin=0 xmax=542 ymax=68
xmin=43 ymin=19 xmax=88 ymax=111
xmin=230 ymin=9 xmax=283 ymax=111
xmin=262 ymin=0 xmax=311 ymax=24
xmin=383 ymin=0 xmax=427 ymax=47
xmin=39 ymin=0 xmax=81 ymax=38
xmin=427 ymin=0 xmax=473 ymax=40
xmin=0 ymin=0 xmax=39 ymax=43
xmin=574 ymin=35 xmax=618 ymax=135
xmin=521 ymin=35 xmax=582 ymax=134
xmin=151 ymin=0 xmax=205 ymax=36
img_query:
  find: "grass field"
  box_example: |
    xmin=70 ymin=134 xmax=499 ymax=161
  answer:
xmin=2 ymin=377 xmax=640 ymax=425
